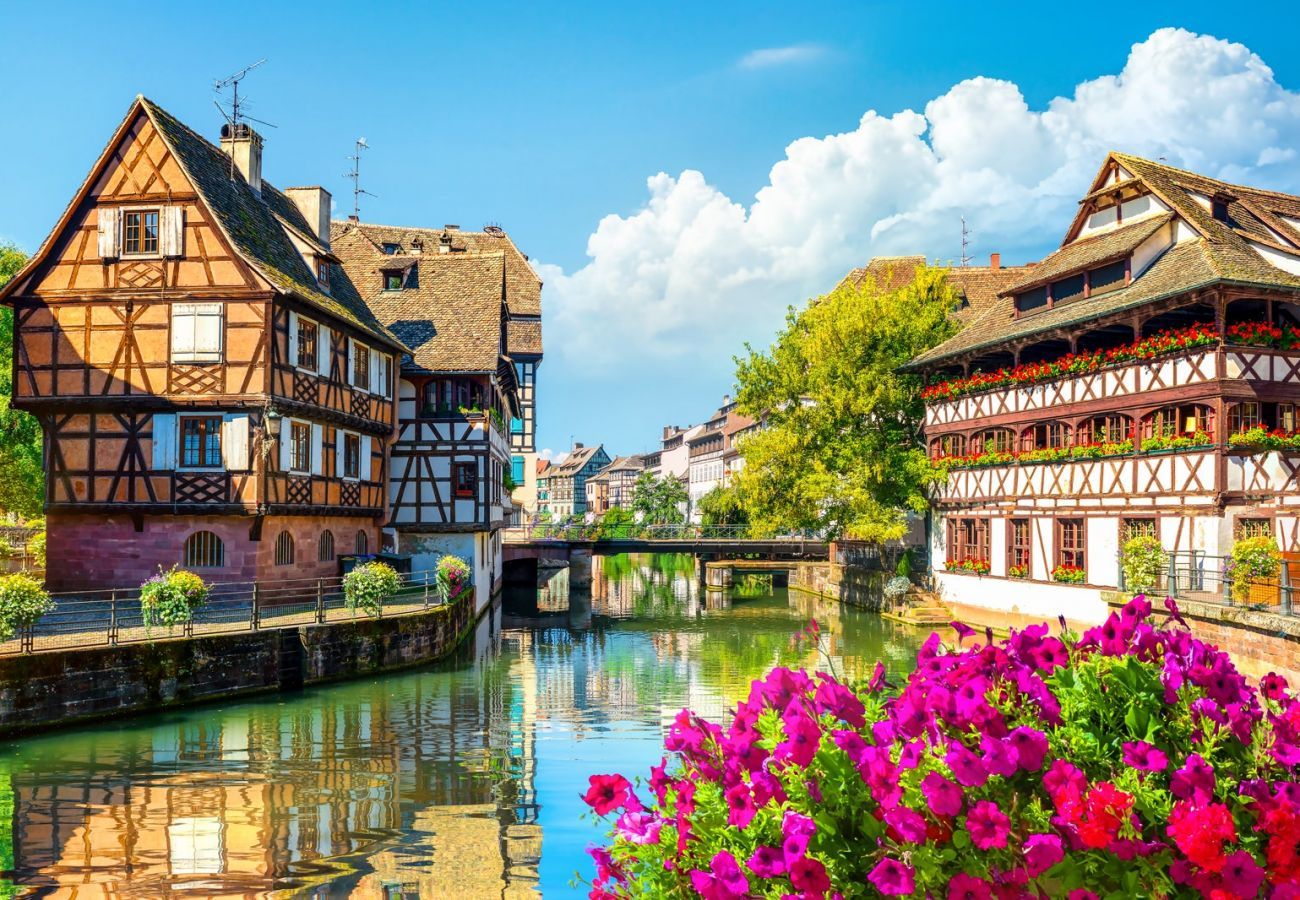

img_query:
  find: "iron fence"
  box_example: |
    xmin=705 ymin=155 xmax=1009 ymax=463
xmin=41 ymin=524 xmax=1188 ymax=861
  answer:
xmin=2 ymin=568 xmax=463 ymax=656
xmin=504 ymin=523 xmax=822 ymax=542
xmin=1118 ymin=550 xmax=1296 ymax=617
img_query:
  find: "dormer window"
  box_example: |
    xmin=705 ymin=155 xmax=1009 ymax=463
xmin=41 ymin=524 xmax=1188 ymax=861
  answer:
xmin=381 ymin=242 xmax=400 ymax=255
xmin=383 ymin=271 xmax=404 ymax=291
xmin=1211 ymin=194 xmax=1231 ymax=223
xmin=316 ymin=259 xmax=330 ymax=288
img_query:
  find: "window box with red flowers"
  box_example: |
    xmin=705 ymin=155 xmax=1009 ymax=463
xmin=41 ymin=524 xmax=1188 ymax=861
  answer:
xmin=1051 ymin=564 xmax=1087 ymax=584
xmin=1006 ymin=564 xmax=1029 ymax=579
xmin=947 ymin=557 xmax=991 ymax=575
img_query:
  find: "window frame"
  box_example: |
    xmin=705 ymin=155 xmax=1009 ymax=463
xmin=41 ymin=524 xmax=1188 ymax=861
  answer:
xmin=182 ymin=531 xmax=225 ymax=569
xmin=316 ymin=259 xmax=330 ymax=289
xmin=1235 ymin=517 xmax=1273 ymax=540
xmin=295 ymin=316 xmax=319 ymax=373
xmin=1056 ymin=518 xmax=1086 ymax=570
xmin=1008 ymin=518 xmax=1031 ymax=573
xmin=289 ymin=421 xmax=312 ymax=475
xmin=121 ymin=207 xmax=161 ymax=257
xmin=178 ymin=414 xmax=224 ymax=470
xmin=1228 ymin=401 xmax=1263 ymax=435
xmin=351 ymin=340 xmax=372 ymax=393
xmin=342 ymin=432 xmax=361 ymax=481
xmin=274 ymin=530 xmax=295 ymax=567
xmin=171 ymin=303 xmax=224 ymax=364
xmin=383 ymin=270 xmax=404 ymax=291
xmin=318 ymin=530 xmax=335 ymax=563
xmin=1122 ymin=517 xmax=1158 ymax=542
xmin=452 ymin=461 xmax=476 ymax=499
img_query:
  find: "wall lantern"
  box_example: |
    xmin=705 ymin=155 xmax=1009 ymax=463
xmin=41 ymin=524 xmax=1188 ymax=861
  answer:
xmin=264 ymin=407 xmax=283 ymax=440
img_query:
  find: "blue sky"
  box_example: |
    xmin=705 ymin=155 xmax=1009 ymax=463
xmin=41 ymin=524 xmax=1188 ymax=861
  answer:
xmin=3 ymin=2 xmax=1300 ymax=459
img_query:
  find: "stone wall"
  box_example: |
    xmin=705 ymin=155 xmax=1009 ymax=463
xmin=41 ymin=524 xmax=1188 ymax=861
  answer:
xmin=0 ymin=588 xmax=476 ymax=737
xmin=789 ymin=562 xmax=888 ymax=610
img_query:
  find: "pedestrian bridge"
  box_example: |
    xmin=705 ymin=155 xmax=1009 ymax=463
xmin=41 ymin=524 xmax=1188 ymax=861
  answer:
xmin=501 ymin=524 xmax=830 ymax=560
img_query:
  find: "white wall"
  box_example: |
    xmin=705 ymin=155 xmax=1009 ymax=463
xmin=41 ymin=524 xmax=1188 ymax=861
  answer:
xmin=398 ymin=530 xmax=496 ymax=615
xmin=1088 ymin=517 xmax=1120 ymax=587
xmin=934 ymin=571 xmax=1110 ymax=625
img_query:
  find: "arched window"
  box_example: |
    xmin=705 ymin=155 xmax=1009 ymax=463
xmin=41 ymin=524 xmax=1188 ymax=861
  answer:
xmin=971 ymin=428 xmax=1014 ymax=455
xmin=274 ymin=531 xmax=295 ymax=566
xmin=1077 ymin=415 xmax=1132 ymax=445
xmin=1020 ymin=421 xmax=1071 ymax=452
xmin=929 ymin=434 xmax=966 ymax=459
xmin=183 ymin=531 xmax=224 ymax=569
xmin=1143 ymin=404 xmax=1214 ymax=440
xmin=355 ymin=530 xmax=369 ymax=555
xmin=318 ymin=530 xmax=335 ymax=562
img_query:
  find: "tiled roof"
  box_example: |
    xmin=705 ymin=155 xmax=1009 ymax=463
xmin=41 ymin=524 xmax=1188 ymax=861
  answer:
xmin=837 ymin=256 xmax=1031 ymax=321
xmin=551 ymin=445 xmax=604 ymax=476
xmin=139 ymin=99 xmax=405 ymax=350
xmin=507 ymin=317 xmax=543 ymax=355
xmin=330 ymin=225 xmax=507 ymax=373
xmin=909 ymin=153 xmax=1300 ymax=370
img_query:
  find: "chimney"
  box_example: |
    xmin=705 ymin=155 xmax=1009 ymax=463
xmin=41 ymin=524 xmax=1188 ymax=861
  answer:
xmin=723 ymin=394 xmax=731 ymax=406
xmin=989 ymin=252 xmax=1001 ymax=270
xmin=439 ymin=230 xmax=453 ymax=254
xmin=219 ymin=123 xmax=263 ymax=195
xmin=574 ymin=441 xmax=584 ymax=450
xmin=444 ymin=224 xmax=460 ymax=231
xmin=285 ymin=187 xmax=332 ymax=246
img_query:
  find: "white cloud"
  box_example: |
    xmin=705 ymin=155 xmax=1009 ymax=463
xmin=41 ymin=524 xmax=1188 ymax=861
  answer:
xmin=539 ymin=28 xmax=1300 ymax=441
xmin=539 ymin=448 xmax=568 ymax=465
xmin=737 ymin=44 xmax=827 ymax=70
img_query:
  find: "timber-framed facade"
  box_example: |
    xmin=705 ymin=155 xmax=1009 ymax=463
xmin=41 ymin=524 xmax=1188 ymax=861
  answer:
xmin=0 ymin=97 xmax=406 ymax=590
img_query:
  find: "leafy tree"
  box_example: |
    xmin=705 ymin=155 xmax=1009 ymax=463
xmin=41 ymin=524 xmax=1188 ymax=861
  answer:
xmin=596 ymin=506 xmax=635 ymax=538
xmin=0 ymin=244 xmax=43 ymax=520
xmin=631 ymin=471 xmax=687 ymax=525
xmin=696 ymin=484 xmax=748 ymax=528
xmin=731 ymin=265 xmax=960 ymax=540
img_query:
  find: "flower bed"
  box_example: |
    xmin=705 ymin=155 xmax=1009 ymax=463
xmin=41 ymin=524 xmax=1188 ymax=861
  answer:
xmin=1007 ymin=564 xmax=1029 ymax=579
xmin=946 ymin=557 xmax=991 ymax=576
xmin=936 ymin=436 xmax=1220 ymax=471
xmin=920 ymin=323 xmax=1219 ymax=403
xmin=584 ymin=596 xmax=1300 ymax=897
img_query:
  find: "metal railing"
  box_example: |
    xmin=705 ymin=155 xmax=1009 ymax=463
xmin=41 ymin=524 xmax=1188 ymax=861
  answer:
xmin=503 ymin=523 xmax=823 ymax=542
xmin=1 ymin=568 xmax=466 ymax=656
xmin=1119 ymin=550 xmax=1296 ymax=617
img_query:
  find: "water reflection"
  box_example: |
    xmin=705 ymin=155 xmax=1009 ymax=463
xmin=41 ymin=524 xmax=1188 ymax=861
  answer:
xmin=0 ymin=554 xmax=923 ymax=898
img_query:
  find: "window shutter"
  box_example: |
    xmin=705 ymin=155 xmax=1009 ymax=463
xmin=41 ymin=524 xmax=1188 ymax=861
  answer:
xmin=347 ymin=340 xmax=356 ymax=387
xmin=369 ymin=352 xmax=379 ymax=396
xmin=97 ymin=208 xmax=121 ymax=259
xmin=318 ymin=325 xmax=331 ymax=377
xmin=279 ymin=424 xmax=292 ymax=472
xmin=222 ymin=414 xmax=250 ymax=471
xmin=310 ymin=424 xmax=323 ymax=475
xmin=151 ymin=413 xmax=177 ymax=470
xmin=171 ymin=306 xmax=195 ymax=360
xmin=360 ymin=436 xmax=372 ymax=481
xmin=160 ymin=206 xmax=185 ymax=257
xmin=194 ymin=305 xmax=223 ymax=359
xmin=336 ymin=431 xmax=345 ymax=479
xmin=288 ymin=313 xmax=300 ymax=369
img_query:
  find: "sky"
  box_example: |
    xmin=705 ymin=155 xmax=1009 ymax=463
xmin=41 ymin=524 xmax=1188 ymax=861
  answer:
xmin=3 ymin=2 xmax=1300 ymax=461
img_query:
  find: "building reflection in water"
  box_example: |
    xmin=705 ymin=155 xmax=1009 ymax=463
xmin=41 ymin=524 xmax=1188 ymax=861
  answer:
xmin=0 ymin=554 xmax=920 ymax=897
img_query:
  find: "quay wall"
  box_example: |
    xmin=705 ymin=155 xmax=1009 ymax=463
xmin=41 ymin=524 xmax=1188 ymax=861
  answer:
xmin=789 ymin=562 xmax=888 ymax=610
xmin=0 ymin=588 xmax=477 ymax=737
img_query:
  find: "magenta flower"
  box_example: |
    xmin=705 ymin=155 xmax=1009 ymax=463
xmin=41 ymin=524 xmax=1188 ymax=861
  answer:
xmin=689 ymin=850 xmax=749 ymax=900
xmin=884 ymin=805 xmax=928 ymax=844
xmin=746 ymin=845 xmax=786 ymax=878
xmin=789 ymin=856 xmax=831 ymax=895
xmin=814 ymin=676 xmax=866 ymax=728
xmin=1122 ymin=740 xmax=1169 ymax=772
xmin=946 ymin=872 xmax=992 ymax=899
xmin=775 ymin=699 xmax=822 ymax=768
xmin=1008 ymin=726 xmax=1048 ymax=772
xmin=1170 ymin=753 xmax=1216 ymax=803
xmin=1023 ymin=833 xmax=1064 ymax=876
xmin=867 ymin=857 xmax=915 ymax=896
xmin=980 ymin=733 xmax=1020 ymax=778
xmin=945 ymin=742 xmax=989 ymax=787
xmin=582 ymin=773 xmax=634 ymax=816
xmin=613 ymin=810 xmax=662 ymax=845
xmin=1222 ymin=850 xmax=1265 ymax=896
xmin=724 ymin=782 xmax=756 ymax=828
xmin=1260 ymin=672 xmax=1289 ymax=702
xmin=782 ymin=809 xmax=816 ymax=863
xmin=921 ymin=771 xmax=964 ymax=817
xmin=965 ymin=799 xmax=1011 ymax=850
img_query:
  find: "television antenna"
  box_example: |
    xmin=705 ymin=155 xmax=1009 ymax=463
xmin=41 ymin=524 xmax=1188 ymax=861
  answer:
xmin=213 ymin=59 xmax=275 ymax=180
xmin=345 ymin=138 xmax=376 ymax=220
xmin=959 ymin=216 xmax=975 ymax=268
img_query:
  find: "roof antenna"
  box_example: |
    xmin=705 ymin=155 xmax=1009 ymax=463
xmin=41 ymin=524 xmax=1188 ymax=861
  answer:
xmin=213 ymin=59 xmax=274 ymax=181
xmin=960 ymin=216 xmax=973 ymax=268
xmin=345 ymin=138 xmax=376 ymax=220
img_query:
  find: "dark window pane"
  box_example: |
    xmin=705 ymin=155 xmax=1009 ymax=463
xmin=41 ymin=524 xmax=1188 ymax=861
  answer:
xmin=1018 ymin=286 xmax=1048 ymax=312
xmin=1052 ymin=273 xmax=1086 ymax=305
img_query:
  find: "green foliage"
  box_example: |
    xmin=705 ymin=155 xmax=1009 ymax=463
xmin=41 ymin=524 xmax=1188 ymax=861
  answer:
xmin=26 ymin=530 xmax=44 ymax=568
xmin=0 ymin=244 xmax=43 ymax=519
xmin=696 ymin=485 xmax=748 ymax=528
xmin=0 ymin=573 xmax=52 ymax=641
xmin=596 ymin=506 xmax=635 ymax=538
xmin=1120 ymin=535 xmax=1166 ymax=593
xmin=1228 ymin=535 xmax=1280 ymax=602
xmin=343 ymin=561 xmax=400 ymax=616
xmin=731 ymin=266 xmax=960 ymax=540
xmin=436 ymin=554 xmax=471 ymax=599
xmin=139 ymin=567 xmax=209 ymax=629
xmin=631 ymin=471 xmax=688 ymax=525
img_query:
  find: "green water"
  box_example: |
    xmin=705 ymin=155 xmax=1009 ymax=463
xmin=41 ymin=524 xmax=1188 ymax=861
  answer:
xmin=0 ymin=554 xmax=923 ymax=898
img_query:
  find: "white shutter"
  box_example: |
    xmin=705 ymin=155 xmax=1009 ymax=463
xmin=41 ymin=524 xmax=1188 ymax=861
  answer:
xmin=288 ymin=313 xmax=300 ymax=370
xmin=151 ymin=413 xmax=176 ymax=470
xmin=160 ymin=206 xmax=185 ymax=257
xmin=360 ymin=436 xmax=372 ymax=482
xmin=97 ymin=208 xmax=121 ymax=258
xmin=310 ymin=424 xmax=323 ymax=475
xmin=336 ymin=431 xmax=345 ymax=479
xmin=279 ymin=423 xmax=292 ymax=472
xmin=346 ymin=340 xmax=356 ymax=387
xmin=171 ymin=306 xmax=196 ymax=361
xmin=194 ymin=305 xmax=223 ymax=360
xmin=221 ymin=414 xmax=250 ymax=471
xmin=318 ymin=325 xmax=331 ymax=377
xmin=369 ymin=352 xmax=380 ymax=396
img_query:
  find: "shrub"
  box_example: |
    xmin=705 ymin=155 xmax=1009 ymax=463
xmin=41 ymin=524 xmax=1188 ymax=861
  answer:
xmin=1228 ymin=535 xmax=1280 ymax=603
xmin=882 ymin=576 xmax=910 ymax=603
xmin=27 ymin=530 xmax=45 ymax=568
xmin=0 ymin=538 xmax=15 ymax=558
xmin=1120 ymin=535 xmax=1165 ymax=593
xmin=0 ymin=574 xmax=53 ymax=641
xmin=139 ymin=566 xmax=209 ymax=629
xmin=584 ymin=596 xmax=1300 ymax=898
xmin=343 ymin=561 xmax=400 ymax=616
xmin=436 ymin=554 xmax=471 ymax=599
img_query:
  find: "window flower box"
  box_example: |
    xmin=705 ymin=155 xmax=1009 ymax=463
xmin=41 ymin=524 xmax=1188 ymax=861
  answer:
xmin=947 ymin=557 xmax=991 ymax=576
xmin=1052 ymin=564 xmax=1087 ymax=584
xmin=1006 ymin=564 xmax=1029 ymax=579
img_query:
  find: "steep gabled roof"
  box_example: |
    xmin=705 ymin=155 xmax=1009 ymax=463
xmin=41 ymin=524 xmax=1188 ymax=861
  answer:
xmin=999 ymin=214 xmax=1172 ymax=295
xmin=837 ymin=256 xmax=1031 ymax=321
xmin=551 ymin=445 xmax=605 ymax=476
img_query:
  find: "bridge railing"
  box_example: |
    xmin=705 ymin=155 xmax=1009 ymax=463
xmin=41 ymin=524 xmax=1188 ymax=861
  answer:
xmin=503 ymin=523 xmax=824 ymax=542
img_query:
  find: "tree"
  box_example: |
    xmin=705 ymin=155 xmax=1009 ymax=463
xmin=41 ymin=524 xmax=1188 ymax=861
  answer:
xmin=696 ymin=484 xmax=748 ymax=528
xmin=0 ymin=244 xmax=43 ymax=520
xmin=731 ymin=265 xmax=960 ymax=540
xmin=631 ymin=471 xmax=688 ymax=525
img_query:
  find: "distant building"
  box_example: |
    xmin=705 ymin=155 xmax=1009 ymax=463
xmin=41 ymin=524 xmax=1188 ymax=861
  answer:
xmin=587 ymin=456 xmax=644 ymax=514
xmin=658 ymin=424 xmax=699 ymax=480
xmin=584 ymin=468 xmax=610 ymax=515
xmin=722 ymin=411 xmax=758 ymax=486
xmin=687 ymin=400 xmax=733 ymax=521
xmin=535 ymin=459 xmax=552 ymax=518
xmin=546 ymin=444 xmax=611 ymax=519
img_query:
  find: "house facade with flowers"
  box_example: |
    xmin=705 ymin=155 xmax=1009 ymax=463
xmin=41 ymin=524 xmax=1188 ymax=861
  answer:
xmin=908 ymin=152 xmax=1300 ymax=620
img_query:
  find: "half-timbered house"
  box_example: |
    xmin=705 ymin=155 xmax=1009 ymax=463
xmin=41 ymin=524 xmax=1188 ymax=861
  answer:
xmin=0 ymin=97 xmax=405 ymax=590
xmin=330 ymin=221 xmax=540 ymax=610
xmin=545 ymin=444 xmax=610 ymax=519
xmin=909 ymin=152 xmax=1300 ymax=620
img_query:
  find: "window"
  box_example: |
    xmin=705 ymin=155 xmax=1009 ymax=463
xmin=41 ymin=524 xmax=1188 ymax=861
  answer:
xmin=122 ymin=209 xmax=159 ymax=255
xmin=1236 ymin=518 xmax=1272 ymax=540
xmin=453 ymin=461 xmax=476 ymax=498
xmin=317 ymin=260 xmax=330 ymax=288
xmin=946 ymin=517 xmax=990 ymax=564
xmin=1211 ymin=197 xmax=1230 ymax=223
xmin=318 ymin=530 xmax=335 ymax=562
xmin=381 ymin=243 xmax=400 ymax=255
xmin=383 ymin=271 xmax=404 ymax=291
xmin=1122 ymin=518 xmax=1158 ymax=542
xmin=180 ymin=416 xmax=223 ymax=468
xmin=1057 ymin=519 xmax=1085 ymax=570
xmin=377 ymin=354 xmax=392 ymax=399
xmin=930 ymin=434 xmax=967 ymax=459
xmin=972 ymin=428 xmax=1014 ymax=455
xmin=1017 ymin=286 xmax=1049 ymax=314
xmin=343 ymin=432 xmax=361 ymax=480
xmin=171 ymin=304 xmax=223 ymax=363
xmin=352 ymin=342 xmax=371 ymax=391
xmin=355 ymin=531 xmax=369 ymax=555
xmin=1090 ymin=259 xmax=1128 ymax=296
xmin=274 ymin=531 xmax=295 ymax=566
xmin=1229 ymin=402 xmax=1262 ymax=434
xmin=1021 ymin=421 xmax=1071 ymax=451
xmin=296 ymin=318 xmax=318 ymax=371
xmin=511 ymin=455 xmax=525 ymax=484
xmin=1278 ymin=403 xmax=1298 ymax=433
xmin=1051 ymin=273 xmax=1086 ymax=305
xmin=183 ymin=531 xmax=224 ymax=568
xmin=1078 ymin=415 xmax=1131 ymax=445
xmin=510 ymin=417 xmax=524 ymax=435
xmin=1009 ymin=519 xmax=1031 ymax=573
xmin=1143 ymin=405 xmax=1213 ymax=440
xmin=289 ymin=421 xmax=311 ymax=473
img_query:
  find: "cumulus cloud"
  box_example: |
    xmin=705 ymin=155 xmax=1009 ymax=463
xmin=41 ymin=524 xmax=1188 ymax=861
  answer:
xmin=737 ymin=44 xmax=827 ymax=70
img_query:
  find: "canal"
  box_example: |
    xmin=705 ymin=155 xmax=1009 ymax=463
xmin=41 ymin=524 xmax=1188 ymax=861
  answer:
xmin=0 ymin=554 xmax=924 ymax=898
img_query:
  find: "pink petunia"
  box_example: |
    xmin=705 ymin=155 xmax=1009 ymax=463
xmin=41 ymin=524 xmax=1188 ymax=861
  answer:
xmin=965 ymin=799 xmax=1011 ymax=850
xmin=582 ymin=773 xmax=634 ymax=816
xmin=921 ymin=771 xmax=964 ymax=817
xmin=1023 ymin=833 xmax=1064 ymax=876
xmin=867 ymin=857 xmax=915 ymax=896
xmin=746 ymin=845 xmax=786 ymax=879
xmin=946 ymin=872 xmax=992 ymax=899
xmin=789 ymin=856 xmax=831 ymax=895
xmin=884 ymin=805 xmax=928 ymax=844
xmin=1121 ymin=740 xmax=1169 ymax=772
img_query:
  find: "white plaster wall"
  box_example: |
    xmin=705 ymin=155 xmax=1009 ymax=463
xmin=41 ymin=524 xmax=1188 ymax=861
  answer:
xmin=1132 ymin=225 xmax=1174 ymax=277
xmin=934 ymin=572 xmax=1110 ymax=625
xmin=989 ymin=516 xmax=1007 ymax=577
xmin=1088 ymin=516 xmax=1120 ymax=587
xmin=1031 ymin=517 xmax=1054 ymax=581
xmin=1249 ymin=240 xmax=1300 ymax=276
xmin=398 ymin=530 xmax=493 ymax=615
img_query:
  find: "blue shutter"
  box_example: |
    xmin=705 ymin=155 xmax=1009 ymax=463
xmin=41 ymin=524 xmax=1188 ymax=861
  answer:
xmin=511 ymin=455 xmax=525 ymax=483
